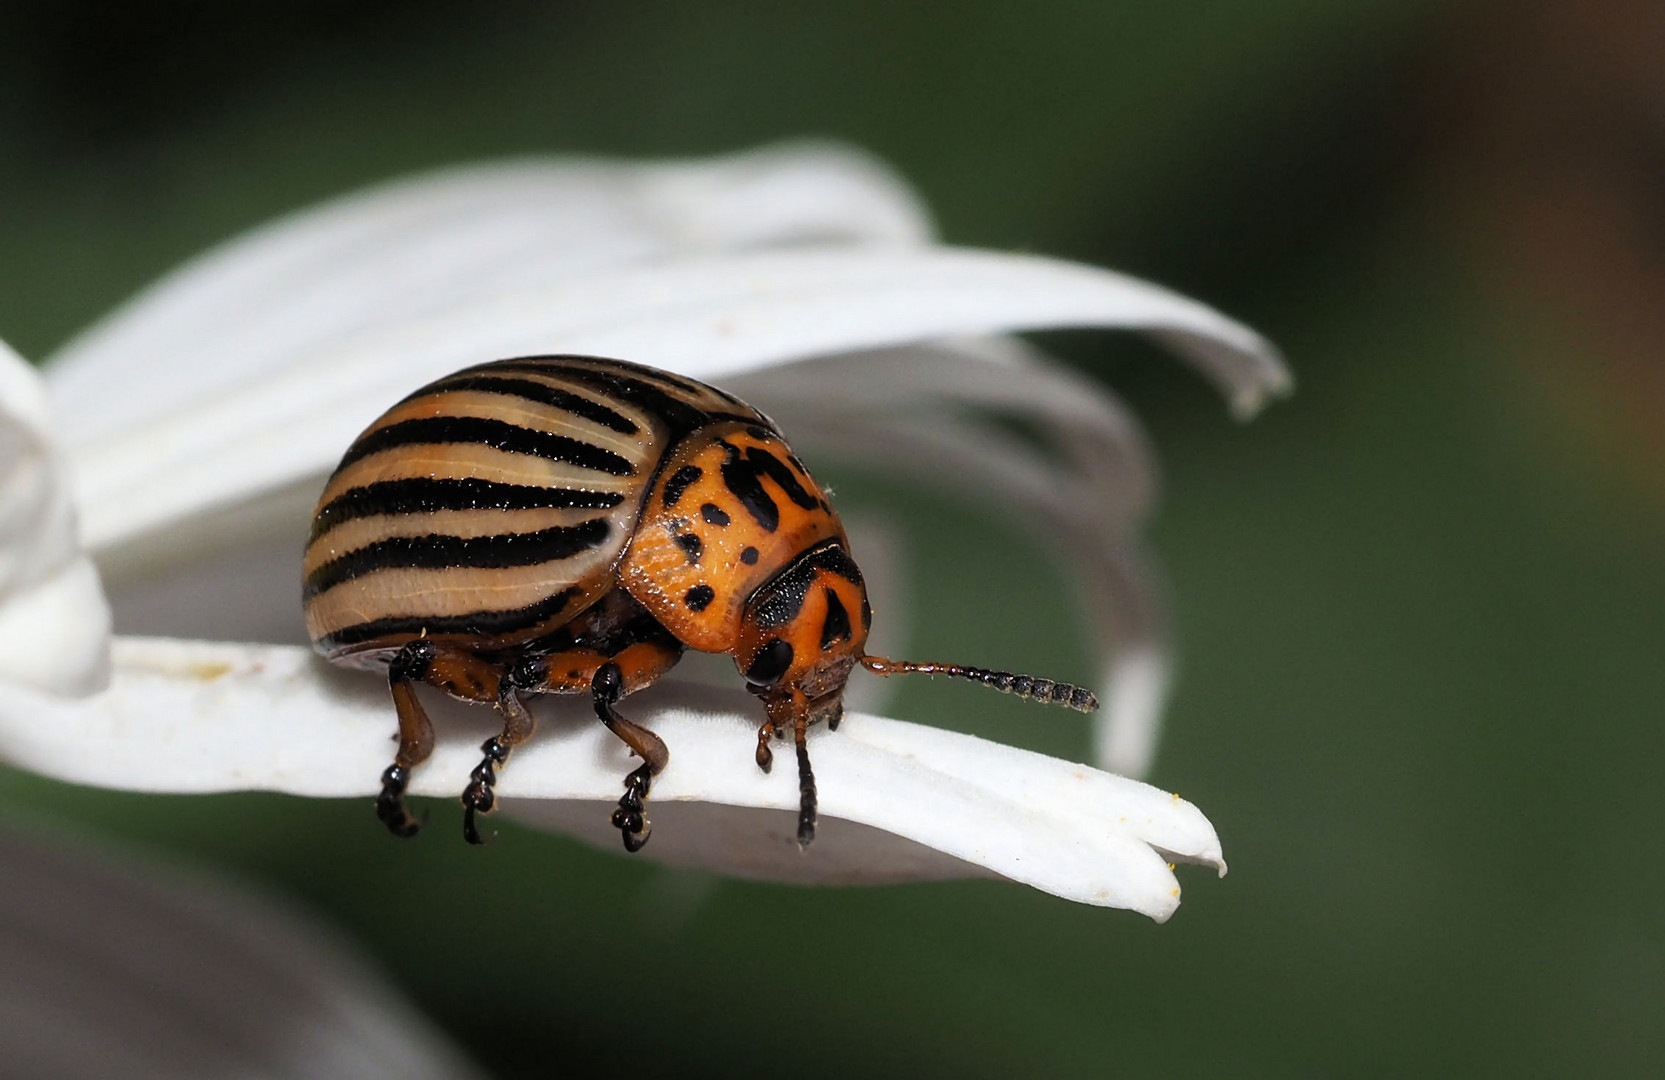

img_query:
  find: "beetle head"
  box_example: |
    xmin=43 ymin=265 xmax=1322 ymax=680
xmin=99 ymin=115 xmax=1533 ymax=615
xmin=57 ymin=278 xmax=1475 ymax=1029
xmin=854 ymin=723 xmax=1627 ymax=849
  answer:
xmin=734 ymin=540 xmax=871 ymax=727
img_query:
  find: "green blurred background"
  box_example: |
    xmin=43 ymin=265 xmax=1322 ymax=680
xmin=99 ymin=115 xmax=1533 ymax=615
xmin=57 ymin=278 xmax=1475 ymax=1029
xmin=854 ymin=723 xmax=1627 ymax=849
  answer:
xmin=3 ymin=1 xmax=1663 ymax=1076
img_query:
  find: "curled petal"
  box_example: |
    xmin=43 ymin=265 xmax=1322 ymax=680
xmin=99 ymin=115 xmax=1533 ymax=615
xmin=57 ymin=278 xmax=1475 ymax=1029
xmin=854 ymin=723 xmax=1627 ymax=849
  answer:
xmin=58 ymin=247 xmax=1287 ymax=554
xmin=0 ymin=339 xmax=109 ymax=694
xmin=47 ymin=141 xmax=931 ymax=450
xmin=0 ymin=637 xmax=1223 ymax=920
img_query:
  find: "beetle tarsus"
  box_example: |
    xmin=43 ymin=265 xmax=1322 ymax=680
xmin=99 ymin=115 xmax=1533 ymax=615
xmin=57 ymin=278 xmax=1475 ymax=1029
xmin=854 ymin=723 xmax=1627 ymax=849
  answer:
xmin=611 ymin=762 xmax=655 ymax=852
xmin=460 ymin=736 xmax=510 ymax=846
xmin=592 ymin=662 xmax=669 ymax=852
xmin=376 ymin=764 xmax=422 ymax=838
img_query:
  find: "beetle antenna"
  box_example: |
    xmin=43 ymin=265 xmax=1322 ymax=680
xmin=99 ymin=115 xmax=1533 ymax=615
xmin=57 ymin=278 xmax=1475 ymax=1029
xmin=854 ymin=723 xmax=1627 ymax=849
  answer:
xmin=859 ymin=655 xmax=1098 ymax=712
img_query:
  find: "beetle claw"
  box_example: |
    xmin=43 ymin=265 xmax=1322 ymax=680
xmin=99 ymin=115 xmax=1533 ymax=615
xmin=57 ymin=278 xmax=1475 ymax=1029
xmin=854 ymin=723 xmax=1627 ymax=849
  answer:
xmin=376 ymin=764 xmax=423 ymax=839
xmin=612 ymin=762 xmax=655 ymax=852
xmin=462 ymin=804 xmax=495 ymax=846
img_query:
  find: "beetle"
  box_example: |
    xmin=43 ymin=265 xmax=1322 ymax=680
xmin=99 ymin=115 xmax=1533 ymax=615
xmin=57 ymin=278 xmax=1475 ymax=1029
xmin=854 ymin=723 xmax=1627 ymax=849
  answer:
xmin=304 ymin=355 xmax=1097 ymax=850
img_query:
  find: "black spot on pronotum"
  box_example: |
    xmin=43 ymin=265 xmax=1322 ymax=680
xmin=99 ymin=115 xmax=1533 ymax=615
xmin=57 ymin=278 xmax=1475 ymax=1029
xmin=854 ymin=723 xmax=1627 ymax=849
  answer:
xmin=675 ymin=532 xmax=703 ymax=562
xmin=860 ymin=595 xmax=872 ymax=629
xmin=744 ymin=639 xmax=794 ymax=687
xmin=820 ymin=588 xmax=852 ymax=649
xmin=684 ymin=584 xmax=715 ymax=611
xmin=700 ymin=502 xmax=730 ymax=526
xmin=663 ymin=465 xmax=702 ymax=507
xmin=743 ymin=447 xmax=819 ymax=511
xmin=719 ymin=442 xmax=779 ymax=532
xmin=740 ymin=546 xmax=759 ymax=565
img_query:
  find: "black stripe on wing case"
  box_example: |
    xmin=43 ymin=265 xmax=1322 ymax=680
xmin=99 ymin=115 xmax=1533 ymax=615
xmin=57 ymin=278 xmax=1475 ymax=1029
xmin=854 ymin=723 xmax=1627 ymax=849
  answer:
xmin=318 ymin=587 xmax=583 ymax=651
xmin=485 ymin=359 xmax=762 ymax=440
xmin=304 ymin=518 xmax=612 ymax=598
xmin=311 ymin=478 xmax=625 ymax=541
xmin=336 ymin=416 xmax=635 ymax=475
xmin=416 ymin=375 xmax=640 ymax=434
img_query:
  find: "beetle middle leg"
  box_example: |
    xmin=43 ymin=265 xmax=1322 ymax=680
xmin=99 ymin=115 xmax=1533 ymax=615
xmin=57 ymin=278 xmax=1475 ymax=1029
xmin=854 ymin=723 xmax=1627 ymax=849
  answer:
xmin=460 ymin=681 xmax=537 ymax=846
xmin=515 ymin=637 xmax=681 ymax=851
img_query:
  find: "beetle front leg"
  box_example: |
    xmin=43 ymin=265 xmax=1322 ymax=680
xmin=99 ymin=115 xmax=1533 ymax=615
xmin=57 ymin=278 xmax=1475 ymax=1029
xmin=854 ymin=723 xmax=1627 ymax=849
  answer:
xmin=761 ymin=690 xmax=817 ymax=847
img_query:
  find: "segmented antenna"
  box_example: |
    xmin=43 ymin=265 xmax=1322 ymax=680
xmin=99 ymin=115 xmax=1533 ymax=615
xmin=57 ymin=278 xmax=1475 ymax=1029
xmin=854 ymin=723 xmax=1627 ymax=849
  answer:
xmin=859 ymin=655 xmax=1099 ymax=712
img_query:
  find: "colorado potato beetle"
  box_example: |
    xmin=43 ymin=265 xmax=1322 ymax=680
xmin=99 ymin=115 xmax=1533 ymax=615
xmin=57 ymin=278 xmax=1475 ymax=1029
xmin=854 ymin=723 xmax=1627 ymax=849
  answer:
xmin=304 ymin=356 xmax=1098 ymax=850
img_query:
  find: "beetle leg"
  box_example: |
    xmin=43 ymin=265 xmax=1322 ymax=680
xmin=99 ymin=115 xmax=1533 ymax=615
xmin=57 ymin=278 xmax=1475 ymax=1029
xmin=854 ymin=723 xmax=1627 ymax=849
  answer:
xmin=380 ymin=640 xmax=439 ymax=838
xmin=793 ymin=707 xmax=816 ymax=848
xmin=378 ymin=639 xmax=513 ymax=842
xmin=512 ymin=637 xmax=682 ymax=852
xmin=461 ymin=682 xmax=537 ymax=846
xmin=591 ymin=658 xmax=671 ymax=853
xmin=761 ymin=690 xmax=817 ymax=847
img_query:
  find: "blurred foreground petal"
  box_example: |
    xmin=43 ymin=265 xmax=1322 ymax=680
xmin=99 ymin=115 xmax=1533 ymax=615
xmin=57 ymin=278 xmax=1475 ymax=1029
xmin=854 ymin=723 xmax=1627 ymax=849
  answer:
xmin=0 ymin=825 xmax=482 ymax=1079
xmin=0 ymin=638 xmax=1222 ymax=921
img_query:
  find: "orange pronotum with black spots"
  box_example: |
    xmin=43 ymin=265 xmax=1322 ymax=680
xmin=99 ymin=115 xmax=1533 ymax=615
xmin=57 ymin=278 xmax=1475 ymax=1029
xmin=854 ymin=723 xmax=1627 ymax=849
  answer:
xmin=304 ymin=355 xmax=1099 ymax=850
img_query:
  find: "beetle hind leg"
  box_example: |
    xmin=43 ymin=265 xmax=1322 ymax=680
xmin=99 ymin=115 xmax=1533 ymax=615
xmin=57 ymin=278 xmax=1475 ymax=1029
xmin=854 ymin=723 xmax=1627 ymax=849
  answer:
xmin=380 ymin=641 xmax=440 ymax=838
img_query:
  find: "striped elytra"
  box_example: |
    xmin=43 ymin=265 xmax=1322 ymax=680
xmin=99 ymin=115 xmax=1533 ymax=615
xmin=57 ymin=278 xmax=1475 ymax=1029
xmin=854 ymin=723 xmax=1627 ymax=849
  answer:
xmin=307 ymin=355 xmax=1100 ymax=852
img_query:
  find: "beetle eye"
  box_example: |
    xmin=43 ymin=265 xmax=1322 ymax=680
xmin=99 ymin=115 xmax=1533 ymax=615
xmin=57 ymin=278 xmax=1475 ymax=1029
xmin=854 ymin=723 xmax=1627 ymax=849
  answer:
xmin=744 ymin=639 xmax=795 ymax=687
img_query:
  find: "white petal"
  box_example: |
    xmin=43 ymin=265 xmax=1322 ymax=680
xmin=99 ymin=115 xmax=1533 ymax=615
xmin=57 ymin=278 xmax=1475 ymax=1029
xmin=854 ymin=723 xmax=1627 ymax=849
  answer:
xmin=0 ymin=637 xmax=1222 ymax=920
xmin=0 ymin=558 xmax=112 ymax=694
xmin=0 ymin=338 xmax=109 ymax=693
xmin=0 ymin=826 xmax=484 ymax=1079
xmin=46 ymin=142 xmax=930 ymax=449
xmin=59 ymin=247 xmax=1286 ymax=553
xmin=1096 ymin=646 xmax=1173 ymax=778
xmin=734 ymin=337 xmax=1158 ymax=534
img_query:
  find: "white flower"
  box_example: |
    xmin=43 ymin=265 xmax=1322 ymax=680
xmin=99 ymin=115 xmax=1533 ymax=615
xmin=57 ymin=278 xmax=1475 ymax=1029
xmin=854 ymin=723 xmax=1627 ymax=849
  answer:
xmin=0 ymin=143 xmax=1287 ymax=921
